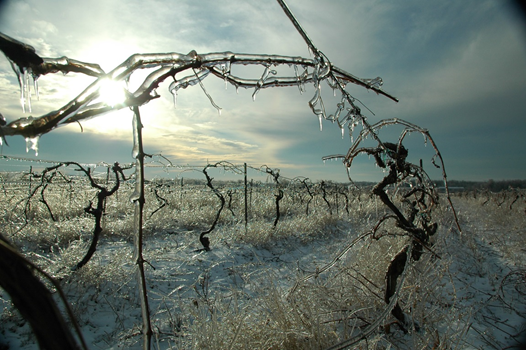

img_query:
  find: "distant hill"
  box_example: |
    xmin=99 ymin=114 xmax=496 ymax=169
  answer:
xmin=434 ymin=179 xmax=526 ymax=192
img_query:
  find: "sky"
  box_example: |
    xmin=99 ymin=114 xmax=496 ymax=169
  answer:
xmin=0 ymin=0 xmax=525 ymax=183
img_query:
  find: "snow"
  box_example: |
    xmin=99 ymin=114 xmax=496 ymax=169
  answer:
xmin=0 ymin=182 xmax=525 ymax=349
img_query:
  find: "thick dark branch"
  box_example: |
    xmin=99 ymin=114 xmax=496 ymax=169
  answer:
xmin=35 ymin=56 xmax=105 ymax=77
xmin=301 ymin=178 xmax=314 ymax=215
xmin=0 ymin=32 xmax=103 ymax=77
xmin=73 ymin=162 xmax=123 ymax=271
xmin=276 ymin=0 xmax=319 ymax=57
xmin=264 ymin=166 xmax=283 ymax=228
xmin=0 ymin=234 xmax=82 ymax=349
xmin=0 ymin=32 xmax=43 ymax=72
xmin=384 ymin=246 xmax=411 ymax=331
xmin=332 ymin=66 xmax=398 ymax=102
xmin=148 ymin=187 xmax=169 ymax=220
xmin=273 ymin=189 xmax=284 ymax=228
xmin=199 ymin=164 xmax=226 ymax=250
xmin=319 ymin=181 xmax=332 ymax=215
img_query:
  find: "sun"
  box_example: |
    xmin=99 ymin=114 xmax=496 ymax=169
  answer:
xmin=98 ymin=77 xmax=127 ymax=107
xmin=77 ymin=39 xmax=139 ymax=107
xmin=71 ymin=40 xmax=150 ymax=132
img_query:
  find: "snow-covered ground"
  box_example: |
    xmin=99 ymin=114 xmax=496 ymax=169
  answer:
xmin=0 ymin=181 xmax=525 ymax=349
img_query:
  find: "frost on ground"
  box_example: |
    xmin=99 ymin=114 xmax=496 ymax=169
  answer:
xmin=0 ymin=177 xmax=525 ymax=349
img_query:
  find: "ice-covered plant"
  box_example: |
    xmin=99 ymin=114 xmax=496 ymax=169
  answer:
xmin=0 ymin=0 xmax=462 ymax=348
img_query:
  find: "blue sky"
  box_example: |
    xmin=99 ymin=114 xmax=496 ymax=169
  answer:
xmin=0 ymin=0 xmax=524 ymax=182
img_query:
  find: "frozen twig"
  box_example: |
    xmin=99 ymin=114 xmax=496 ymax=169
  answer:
xmin=72 ymin=162 xmax=124 ymax=271
xmin=263 ymin=166 xmax=283 ymax=228
xmin=328 ymin=243 xmax=414 ymax=349
xmin=300 ymin=178 xmax=314 ymax=215
xmin=319 ymin=181 xmax=332 ymax=215
xmin=130 ymin=105 xmax=153 ymax=349
xmin=287 ymin=230 xmax=372 ymax=298
xmin=148 ymin=186 xmax=169 ymax=220
xmin=199 ymin=163 xmax=227 ymax=251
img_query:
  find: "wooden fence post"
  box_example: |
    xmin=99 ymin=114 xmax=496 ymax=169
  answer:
xmin=244 ymin=163 xmax=248 ymax=233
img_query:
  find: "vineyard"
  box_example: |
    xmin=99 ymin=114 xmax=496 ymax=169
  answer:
xmin=0 ymin=162 xmax=525 ymax=349
xmin=0 ymin=0 xmax=525 ymax=349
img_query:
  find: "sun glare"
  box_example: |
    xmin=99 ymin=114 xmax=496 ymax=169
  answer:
xmin=98 ymin=78 xmax=127 ymax=107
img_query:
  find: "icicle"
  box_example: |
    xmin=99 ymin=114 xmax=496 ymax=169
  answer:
xmin=252 ymin=87 xmax=259 ymax=101
xmin=33 ymin=74 xmax=39 ymax=101
xmin=221 ymin=62 xmax=231 ymax=89
xmin=25 ymin=136 xmax=40 ymax=156
xmin=8 ymin=60 xmax=25 ymax=112
xmin=319 ymin=115 xmax=323 ymax=131
xmin=18 ymin=73 xmax=25 ymax=111
xmin=7 ymin=57 xmax=40 ymax=113
xmin=252 ymin=66 xmax=266 ymax=101
xmin=24 ymin=70 xmax=31 ymax=112
xmin=308 ymin=85 xmax=325 ymax=120
xmin=193 ymin=68 xmax=222 ymax=114
xmin=172 ymin=90 xmax=178 ymax=108
xmin=294 ymin=65 xmax=301 ymax=93
xmin=170 ymin=76 xmax=178 ymax=108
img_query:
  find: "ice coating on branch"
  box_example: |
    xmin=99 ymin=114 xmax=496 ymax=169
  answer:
xmin=312 ymin=58 xmax=331 ymax=83
xmin=168 ymin=69 xmax=221 ymax=114
xmin=308 ymin=83 xmax=327 ymax=131
xmin=364 ymin=77 xmax=383 ymax=89
xmin=169 ymin=70 xmax=210 ymax=97
xmin=0 ymin=43 xmax=399 ymax=146
xmin=33 ymin=75 xmax=39 ymax=101
xmin=172 ymin=89 xmax=178 ymax=108
xmin=293 ymin=65 xmax=308 ymax=94
xmin=252 ymin=65 xmax=277 ymax=101
xmin=131 ymin=114 xmax=141 ymax=160
xmin=37 ymin=56 xmax=105 ymax=77
xmin=327 ymin=99 xmax=345 ymax=125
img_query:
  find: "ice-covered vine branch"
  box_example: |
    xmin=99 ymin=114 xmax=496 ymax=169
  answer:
xmin=0 ymin=33 xmax=397 ymax=144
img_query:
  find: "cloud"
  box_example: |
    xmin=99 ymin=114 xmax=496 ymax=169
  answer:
xmin=401 ymin=14 xmax=523 ymax=109
xmin=0 ymin=0 xmax=524 ymax=182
